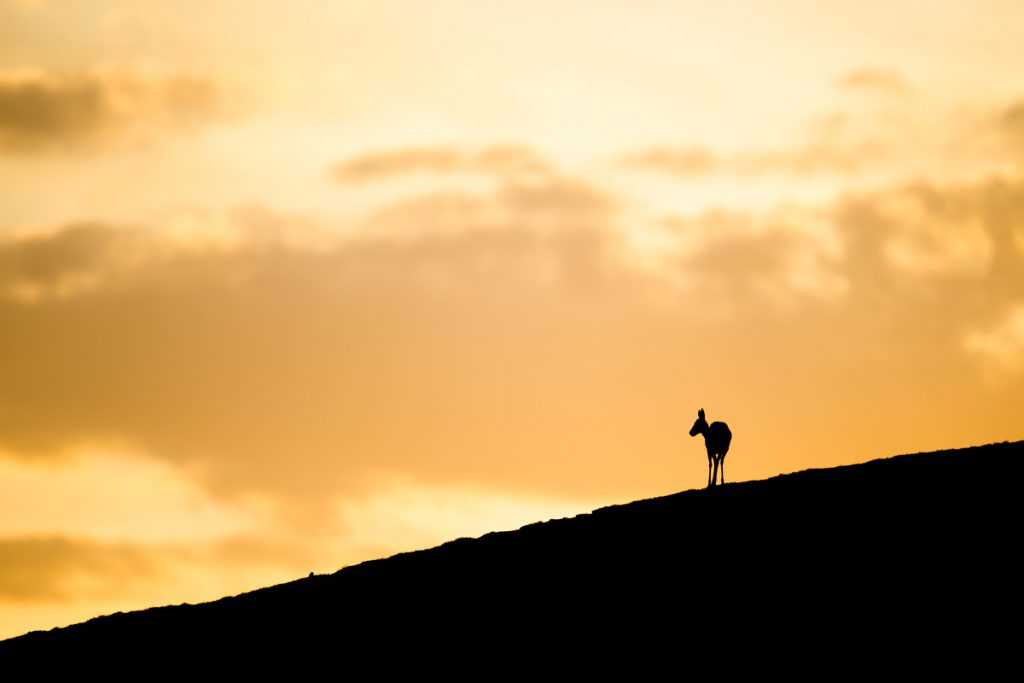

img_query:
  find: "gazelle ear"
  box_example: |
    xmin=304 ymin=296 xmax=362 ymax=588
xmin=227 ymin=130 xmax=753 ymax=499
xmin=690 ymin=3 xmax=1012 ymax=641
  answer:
xmin=698 ymin=408 xmax=705 ymax=419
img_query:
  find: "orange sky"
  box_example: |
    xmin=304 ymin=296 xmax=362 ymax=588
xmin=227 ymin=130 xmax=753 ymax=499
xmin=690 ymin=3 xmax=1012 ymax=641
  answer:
xmin=2 ymin=0 xmax=1023 ymax=639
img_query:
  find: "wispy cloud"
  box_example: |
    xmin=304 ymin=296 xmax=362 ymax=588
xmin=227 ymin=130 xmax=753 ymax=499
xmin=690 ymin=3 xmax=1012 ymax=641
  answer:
xmin=836 ymin=68 xmax=909 ymax=94
xmin=620 ymin=147 xmax=719 ymax=176
xmin=624 ymin=140 xmax=889 ymax=177
xmin=330 ymin=145 xmax=553 ymax=182
xmin=0 ymin=68 xmax=233 ymax=151
xmin=965 ymin=304 xmax=1024 ymax=375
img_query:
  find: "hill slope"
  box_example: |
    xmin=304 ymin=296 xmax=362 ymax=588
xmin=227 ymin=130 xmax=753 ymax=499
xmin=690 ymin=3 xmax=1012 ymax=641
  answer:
xmin=2 ymin=441 xmax=1022 ymax=667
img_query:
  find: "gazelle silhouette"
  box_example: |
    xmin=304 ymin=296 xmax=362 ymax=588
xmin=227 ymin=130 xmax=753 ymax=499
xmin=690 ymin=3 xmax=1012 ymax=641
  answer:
xmin=689 ymin=408 xmax=732 ymax=488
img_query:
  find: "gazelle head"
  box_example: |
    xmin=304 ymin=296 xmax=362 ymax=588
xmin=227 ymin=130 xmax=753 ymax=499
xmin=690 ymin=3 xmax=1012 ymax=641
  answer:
xmin=689 ymin=408 xmax=707 ymax=437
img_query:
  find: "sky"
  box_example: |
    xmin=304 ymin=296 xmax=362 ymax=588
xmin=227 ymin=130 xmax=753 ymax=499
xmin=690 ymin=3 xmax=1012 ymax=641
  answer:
xmin=1 ymin=0 xmax=1023 ymax=639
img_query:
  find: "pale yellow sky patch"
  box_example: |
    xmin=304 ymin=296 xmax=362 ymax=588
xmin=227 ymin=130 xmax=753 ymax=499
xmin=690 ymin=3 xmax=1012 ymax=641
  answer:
xmin=0 ymin=448 xmax=269 ymax=542
xmin=333 ymin=480 xmax=599 ymax=561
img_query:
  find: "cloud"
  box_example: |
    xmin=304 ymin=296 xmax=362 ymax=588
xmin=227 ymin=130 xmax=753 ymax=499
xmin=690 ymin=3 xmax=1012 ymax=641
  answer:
xmin=1 ymin=167 xmax=1022 ymax=515
xmin=0 ymin=533 xmax=308 ymax=616
xmin=964 ymin=304 xmax=1024 ymax=375
xmin=999 ymin=98 xmax=1024 ymax=154
xmin=0 ymin=69 xmax=230 ymax=151
xmin=0 ymin=224 xmax=143 ymax=302
xmin=0 ymin=533 xmax=296 ymax=639
xmin=829 ymin=175 xmax=1024 ymax=392
xmin=836 ymin=68 xmax=909 ymax=94
xmin=622 ymin=147 xmax=718 ymax=175
xmin=837 ymin=176 xmax=1024 ymax=281
xmin=736 ymin=144 xmax=884 ymax=175
xmin=663 ymin=208 xmax=847 ymax=307
xmin=330 ymin=145 xmax=553 ymax=182
xmin=626 ymin=140 xmax=887 ymax=177
xmin=0 ymin=448 xmax=267 ymax=542
xmin=0 ymin=475 xmax=594 ymax=637
xmin=877 ymin=189 xmax=993 ymax=276
xmin=0 ymin=537 xmax=164 ymax=602
xmin=0 ymin=180 xmax=650 ymax=502
xmin=365 ymin=176 xmax=612 ymax=234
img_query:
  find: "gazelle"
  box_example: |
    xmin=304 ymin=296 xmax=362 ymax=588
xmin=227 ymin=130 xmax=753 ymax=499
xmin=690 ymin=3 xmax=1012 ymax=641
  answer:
xmin=689 ymin=408 xmax=732 ymax=488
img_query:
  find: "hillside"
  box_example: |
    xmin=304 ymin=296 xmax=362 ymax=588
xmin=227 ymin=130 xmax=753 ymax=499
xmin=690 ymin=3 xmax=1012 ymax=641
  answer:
xmin=2 ymin=441 xmax=1021 ymax=668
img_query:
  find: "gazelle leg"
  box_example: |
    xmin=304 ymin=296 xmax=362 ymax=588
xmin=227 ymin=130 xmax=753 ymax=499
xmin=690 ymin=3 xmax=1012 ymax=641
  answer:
xmin=707 ymin=454 xmax=712 ymax=488
xmin=712 ymin=456 xmax=719 ymax=487
xmin=721 ymin=456 xmax=726 ymax=485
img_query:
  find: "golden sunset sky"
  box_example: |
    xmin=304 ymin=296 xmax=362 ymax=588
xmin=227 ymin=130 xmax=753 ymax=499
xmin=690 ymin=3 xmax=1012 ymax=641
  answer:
xmin=2 ymin=0 xmax=1023 ymax=638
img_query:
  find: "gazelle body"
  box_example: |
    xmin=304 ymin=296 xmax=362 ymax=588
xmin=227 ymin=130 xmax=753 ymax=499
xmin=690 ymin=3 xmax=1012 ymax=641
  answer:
xmin=689 ymin=408 xmax=731 ymax=488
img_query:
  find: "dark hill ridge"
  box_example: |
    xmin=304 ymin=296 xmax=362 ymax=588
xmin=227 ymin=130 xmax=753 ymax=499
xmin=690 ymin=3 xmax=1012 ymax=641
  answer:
xmin=2 ymin=440 xmax=1022 ymax=668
